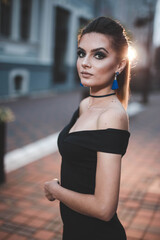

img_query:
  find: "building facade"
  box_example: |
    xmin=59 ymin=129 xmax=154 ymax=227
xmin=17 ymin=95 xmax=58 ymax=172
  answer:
xmin=0 ymin=0 xmax=95 ymax=99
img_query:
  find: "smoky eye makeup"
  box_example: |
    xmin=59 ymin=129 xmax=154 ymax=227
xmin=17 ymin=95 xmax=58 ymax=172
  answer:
xmin=77 ymin=49 xmax=85 ymax=58
xmin=77 ymin=47 xmax=107 ymax=59
xmin=94 ymin=51 xmax=106 ymax=59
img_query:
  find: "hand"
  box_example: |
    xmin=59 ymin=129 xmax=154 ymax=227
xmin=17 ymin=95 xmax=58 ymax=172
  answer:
xmin=44 ymin=188 xmax=55 ymax=201
xmin=44 ymin=178 xmax=60 ymax=201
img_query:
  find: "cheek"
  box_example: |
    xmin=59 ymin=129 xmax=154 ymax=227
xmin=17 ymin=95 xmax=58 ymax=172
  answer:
xmin=95 ymin=59 xmax=116 ymax=75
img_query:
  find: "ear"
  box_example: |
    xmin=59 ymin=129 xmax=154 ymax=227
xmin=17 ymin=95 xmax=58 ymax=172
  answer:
xmin=116 ymin=58 xmax=127 ymax=74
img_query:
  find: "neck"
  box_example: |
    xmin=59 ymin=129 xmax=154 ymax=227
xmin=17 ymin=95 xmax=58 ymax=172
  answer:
xmin=88 ymin=87 xmax=116 ymax=109
xmin=89 ymin=86 xmax=115 ymax=96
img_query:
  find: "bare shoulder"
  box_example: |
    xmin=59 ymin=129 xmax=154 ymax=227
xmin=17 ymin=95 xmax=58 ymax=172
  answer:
xmin=79 ymin=97 xmax=89 ymax=114
xmin=97 ymin=105 xmax=129 ymax=131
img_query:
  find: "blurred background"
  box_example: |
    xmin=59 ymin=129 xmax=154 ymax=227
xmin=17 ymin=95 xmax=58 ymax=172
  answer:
xmin=0 ymin=0 xmax=160 ymax=240
xmin=0 ymin=0 xmax=160 ymax=99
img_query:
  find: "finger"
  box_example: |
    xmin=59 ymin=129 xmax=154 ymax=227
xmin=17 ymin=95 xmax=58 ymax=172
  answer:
xmin=45 ymin=191 xmax=54 ymax=199
xmin=44 ymin=186 xmax=51 ymax=195
xmin=52 ymin=178 xmax=60 ymax=184
xmin=45 ymin=192 xmax=52 ymax=198
xmin=45 ymin=194 xmax=55 ymax=201
xmin=49 ymin=197 xmax=55 ymax=201
xmin=45 ymin=193 xmax=55 ymax=201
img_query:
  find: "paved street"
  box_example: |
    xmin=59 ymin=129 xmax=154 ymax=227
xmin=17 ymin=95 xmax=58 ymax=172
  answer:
xmin=0 ymin=89 xmax=82 ymax=152
xmin=0 ymin=91 xmax=160 ymax=240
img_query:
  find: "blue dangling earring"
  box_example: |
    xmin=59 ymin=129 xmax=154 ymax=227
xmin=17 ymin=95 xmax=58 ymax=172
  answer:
xmin=111 ymin=72 xmax=119 ymax=90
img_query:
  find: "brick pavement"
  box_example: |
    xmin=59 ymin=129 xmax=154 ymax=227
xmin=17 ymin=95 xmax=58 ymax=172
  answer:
xmin=0 ymin=89 xmax=82 ymax=152
xmin=0 ymin=91 xmax=160 ymax=240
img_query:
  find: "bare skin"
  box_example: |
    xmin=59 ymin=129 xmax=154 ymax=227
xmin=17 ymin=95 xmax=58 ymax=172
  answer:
xmin=44 ymin=32 xmax=129 ymax=222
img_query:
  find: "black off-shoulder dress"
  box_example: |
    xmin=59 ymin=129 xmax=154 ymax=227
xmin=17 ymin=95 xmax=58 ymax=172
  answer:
xmin=57 ymin=106 xmax=130 ymax=240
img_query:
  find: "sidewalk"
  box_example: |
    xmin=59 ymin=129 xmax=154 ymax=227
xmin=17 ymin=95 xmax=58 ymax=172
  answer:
xmin=0 ymin=92 xmax=160 ymax=240
xmin=1 ymin=89 xmax=82 ymax=152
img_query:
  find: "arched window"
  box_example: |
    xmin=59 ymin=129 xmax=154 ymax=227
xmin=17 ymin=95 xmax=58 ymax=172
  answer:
xmin=9 ymin=69 xmax=29 ymax=97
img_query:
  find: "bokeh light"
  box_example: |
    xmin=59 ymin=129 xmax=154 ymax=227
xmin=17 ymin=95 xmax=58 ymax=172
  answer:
xmin=128 ymin=46 xmax=137 ymax=62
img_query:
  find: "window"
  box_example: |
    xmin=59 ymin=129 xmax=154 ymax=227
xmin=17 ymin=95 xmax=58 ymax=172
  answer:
xmin=0 ymin=0 xmax=33 ymax=41
xmin=20 ymin=0 xmax=32 ymax=41
xmin=0 ymin=0 xmax=13 ymax=38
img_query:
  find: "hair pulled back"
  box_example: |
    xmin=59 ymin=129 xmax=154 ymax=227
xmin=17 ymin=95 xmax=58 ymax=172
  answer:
xmin=78 ymin=16 xmax=131 ymax=110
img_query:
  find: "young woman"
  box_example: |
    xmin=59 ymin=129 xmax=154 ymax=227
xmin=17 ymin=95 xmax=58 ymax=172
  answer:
xmin=44 ymin=16 xmax=131 ymax=240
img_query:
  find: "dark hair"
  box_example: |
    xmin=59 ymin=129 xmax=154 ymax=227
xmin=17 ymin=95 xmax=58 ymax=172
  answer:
xmin=78 ymin=16 xmax=131 ymax=110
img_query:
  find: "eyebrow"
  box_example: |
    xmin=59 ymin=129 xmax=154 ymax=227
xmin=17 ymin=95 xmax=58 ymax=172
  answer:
xmin=77 ymin=47 xmax=109 ymax=54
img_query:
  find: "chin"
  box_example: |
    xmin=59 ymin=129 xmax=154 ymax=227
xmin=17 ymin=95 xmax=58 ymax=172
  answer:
xmin=79 ymin=80 xmax=87 ymax=85
xmin=82 ymin=82 xmax=91 ymax=87
xmin=81 ymin=83 xmax=89 ymax=87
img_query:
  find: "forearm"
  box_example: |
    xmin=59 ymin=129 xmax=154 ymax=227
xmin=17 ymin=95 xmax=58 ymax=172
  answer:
xmin=53 ymin=184 xmax=102 ymax=219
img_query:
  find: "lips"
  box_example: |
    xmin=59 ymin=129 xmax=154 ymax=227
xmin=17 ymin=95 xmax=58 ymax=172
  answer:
xmin=81 ymin=71 xmax=93 ymax=76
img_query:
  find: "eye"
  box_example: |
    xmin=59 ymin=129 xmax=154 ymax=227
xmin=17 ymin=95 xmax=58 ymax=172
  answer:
xmin=77 ymin=50 xmax=85 ymax=58
xmin=94 ymin=51 xmax=106 ymax=59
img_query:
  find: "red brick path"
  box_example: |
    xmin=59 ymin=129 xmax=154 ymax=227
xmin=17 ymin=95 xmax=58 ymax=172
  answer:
xmin=0 ymin=92 xmax=160 ymax=240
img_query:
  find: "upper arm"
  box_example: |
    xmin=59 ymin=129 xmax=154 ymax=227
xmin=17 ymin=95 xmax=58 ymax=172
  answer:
xmin=94 ymin=108 xmax=128 ymax=221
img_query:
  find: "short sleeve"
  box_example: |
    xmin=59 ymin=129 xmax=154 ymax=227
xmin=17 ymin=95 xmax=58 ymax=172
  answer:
xmin=64 ymin=128 xmax=130 ymax=156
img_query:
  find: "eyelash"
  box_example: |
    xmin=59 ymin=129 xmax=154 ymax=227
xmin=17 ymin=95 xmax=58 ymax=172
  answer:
xmin=77 ymin=50 xmax=106 ymax=60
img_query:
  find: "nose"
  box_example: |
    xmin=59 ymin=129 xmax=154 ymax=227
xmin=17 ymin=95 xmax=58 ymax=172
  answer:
xmin=81 ymin=56 xmax=91 ymax=68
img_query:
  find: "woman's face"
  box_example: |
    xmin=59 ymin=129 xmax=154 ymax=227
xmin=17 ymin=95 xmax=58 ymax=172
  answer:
xmin=77 ymin=32 xmax=120 ymax=89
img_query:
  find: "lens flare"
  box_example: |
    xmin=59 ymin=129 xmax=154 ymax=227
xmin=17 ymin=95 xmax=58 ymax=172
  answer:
xmin=128 ymin=46 xmax=137 ymax=62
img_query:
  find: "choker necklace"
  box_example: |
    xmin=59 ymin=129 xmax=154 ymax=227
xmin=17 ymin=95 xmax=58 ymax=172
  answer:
xmin=89 ymin=93 xmax=116 ymax=98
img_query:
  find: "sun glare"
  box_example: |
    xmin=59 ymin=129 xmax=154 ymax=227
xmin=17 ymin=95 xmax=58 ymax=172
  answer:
xmin=128 ymin=46 xmax=137 ymax=62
